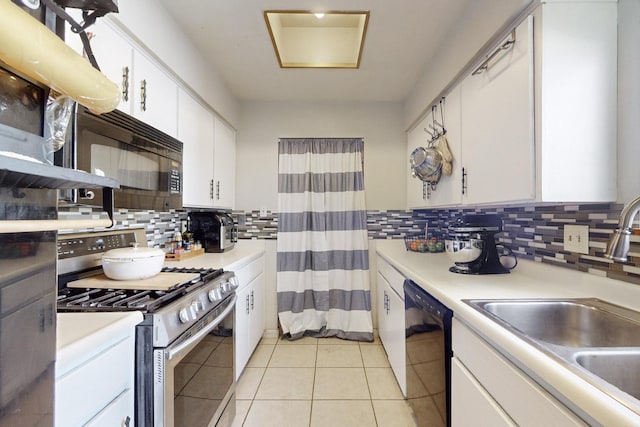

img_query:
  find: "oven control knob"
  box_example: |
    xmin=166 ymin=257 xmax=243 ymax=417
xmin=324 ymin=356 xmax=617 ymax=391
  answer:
xmin=221 ymin=282 xmax=231 ymax=293
xmin=208 ymin=288 xmax=223 ymax=302
xmin=191 ymin=300 xmax=202 ymax=314
xmin=178 ymin=307 xmax=192 ymax=323
xmin=229 ymin=277 xmax=239 ymax=290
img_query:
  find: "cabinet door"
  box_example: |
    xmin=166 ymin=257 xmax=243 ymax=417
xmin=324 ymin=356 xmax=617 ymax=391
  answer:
xmin=407 ymin=86 xmax=463 ymax=209
xmin=84 ymin=389 xmax=134 ymax=427
xmin=376 ymin=271 xmax=406 ymax=396
xmin=461 ymin=17 xmax=534 ymax=205
xmin=177 ymin=89 xmax=215 ymax=208
xmin=452 ymin=357 xmax=516 ymax=427
xmin=213 ymin=116 xmax=236 ymax=209
xmin=248 ymin=273 xmax=265 ymax=353
xmin=386 ymin=283 xmax=406 ymax=396
xmin=132 ymin=49 xmax=178 ymax=138
xmin=426 ymin=84 xmax=463 ymax=207
xmin=407 ymin=114 xmax=430 ymax=209
xmin=67 ymin=17 xmax=133 ymax=115
xmin=235 ymin=285 xmax=251 ymax=380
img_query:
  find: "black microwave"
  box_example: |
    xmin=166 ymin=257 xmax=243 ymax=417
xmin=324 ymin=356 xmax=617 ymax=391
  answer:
xmin=56 ymin=105 xmax=183 ymax=210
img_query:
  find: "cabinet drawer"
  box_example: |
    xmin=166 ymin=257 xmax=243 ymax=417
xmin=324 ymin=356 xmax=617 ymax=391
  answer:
xmin=234 ymin=256 xmax=264 ymax=290
xmin=453 ymin=319 xmax=586 ymax=426
xmin=377 ymin=256 xmax=405 ymax=296
xmin=55 ymin=336 xmax=134 ymax=427
xmin=84 ymin=389 xmax=134 ymax=427
xmin=452 ymin=357 xmax=516 ymax=426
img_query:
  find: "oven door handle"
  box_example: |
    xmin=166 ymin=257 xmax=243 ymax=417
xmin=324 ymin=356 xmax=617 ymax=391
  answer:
xmin=166 ymin=294 xmax=236 ymax=361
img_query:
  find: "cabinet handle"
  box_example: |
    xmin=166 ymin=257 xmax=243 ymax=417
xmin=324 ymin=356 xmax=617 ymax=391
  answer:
xmin=422 ymin=182 xmax=427 ymax=201
xmin=123 ymin=416 xmax=131 ymax=427
xmin=121 ymin=66 xmax=129 ymax=102
xmin=246 ymin=295 xmax=250 ymax=315
xmin=461 ymin=167 xmax=468 ymax=195
xmin=140 ymin=79 xmax=147 ymax=112
xmin=250 ymin=290 xmax=254 ymax=310
xmin=209 ymin=179 xmax=214 ymax=200
xmin=472 ymin=29 xmax=516 ymax=76
xmin=216 ymin=180 xmax=221 ymax=200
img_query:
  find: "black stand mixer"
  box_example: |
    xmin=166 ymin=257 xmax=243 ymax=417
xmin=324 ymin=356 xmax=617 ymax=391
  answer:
xmin=445 ymin=214 xmax=510 ymax=275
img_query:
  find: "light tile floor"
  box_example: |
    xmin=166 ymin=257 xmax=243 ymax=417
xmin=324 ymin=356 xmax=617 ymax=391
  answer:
xmin=232 ymin=336 xmax=417 ymax=427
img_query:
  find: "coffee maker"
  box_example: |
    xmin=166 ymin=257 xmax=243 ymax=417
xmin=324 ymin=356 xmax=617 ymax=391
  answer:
xmin=445 ymin=214 xmax=510 ymax=275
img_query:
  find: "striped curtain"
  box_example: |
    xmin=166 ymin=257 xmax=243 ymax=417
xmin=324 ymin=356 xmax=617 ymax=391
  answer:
xmin=277 ymin=138 xmax=373 ymax=341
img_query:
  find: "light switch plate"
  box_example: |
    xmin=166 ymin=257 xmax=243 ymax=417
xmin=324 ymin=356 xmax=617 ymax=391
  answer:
xmin=564 ymin=224 xmax=589 ymax=254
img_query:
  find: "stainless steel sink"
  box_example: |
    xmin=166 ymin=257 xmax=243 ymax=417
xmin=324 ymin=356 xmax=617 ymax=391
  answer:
xmin=473 ymin=299 xmax=640 ymax=347
xmin=574 ymin=350 xmax=640 ymax=401
xmin=464 ymin=298 xmax=640 ymax=417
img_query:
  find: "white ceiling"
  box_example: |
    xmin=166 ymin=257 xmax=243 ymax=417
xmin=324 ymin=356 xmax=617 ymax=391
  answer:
xmin=157 ymin=0 xmax=522 ymax=104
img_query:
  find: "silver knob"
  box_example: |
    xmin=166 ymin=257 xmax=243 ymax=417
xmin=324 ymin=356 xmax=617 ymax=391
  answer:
xmin=221 ymin=282 xmax=231 ymax=292
xmin=190 ymin=300 xmax=202 ymax=314
xmin=208 ymin=288 xmax=222 ymax=302
xmin=178 ymin=307 xmax=191 ymax=323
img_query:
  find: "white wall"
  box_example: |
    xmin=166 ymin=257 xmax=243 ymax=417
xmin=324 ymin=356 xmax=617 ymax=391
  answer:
xmin=112 ymin=0 xmax=239 ymax=126
xmin=235 ymin=100 xmax=406 ymax=212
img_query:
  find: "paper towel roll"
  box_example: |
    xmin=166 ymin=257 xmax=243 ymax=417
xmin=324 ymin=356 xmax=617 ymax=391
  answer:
xmin=0 ymin=1 xmax=120 ymax=114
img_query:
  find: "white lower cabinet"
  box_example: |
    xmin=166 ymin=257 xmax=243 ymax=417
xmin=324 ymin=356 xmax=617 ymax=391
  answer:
xmin=376 ymin=257 xmax=406 ymax=396
xmin=234 ymin=255 xmax=266 ymax=380
xmin=452 ymin=319 xmax=587 ymax=427
xmin=56 ymin=313 xmax=141 ymax=427
xmin=452 ymin=357 xmax=515 ymax=427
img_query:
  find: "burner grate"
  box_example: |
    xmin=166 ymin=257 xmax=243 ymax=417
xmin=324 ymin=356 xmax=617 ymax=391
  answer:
xmin=58 ymin=268 xmax=226 ymax=312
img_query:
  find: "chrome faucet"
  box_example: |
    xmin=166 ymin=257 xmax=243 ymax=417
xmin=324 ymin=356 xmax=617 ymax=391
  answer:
xmin=605 ymin=195 xmax=640 ymax=262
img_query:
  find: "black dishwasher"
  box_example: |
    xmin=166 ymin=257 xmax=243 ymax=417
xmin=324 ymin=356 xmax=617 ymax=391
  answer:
xmin=404 ymin=279 xmax=453 ymax=427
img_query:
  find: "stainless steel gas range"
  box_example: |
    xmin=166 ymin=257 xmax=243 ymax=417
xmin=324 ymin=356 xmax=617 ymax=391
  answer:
xmin=57 ymin=228 xmax=237 ymax=427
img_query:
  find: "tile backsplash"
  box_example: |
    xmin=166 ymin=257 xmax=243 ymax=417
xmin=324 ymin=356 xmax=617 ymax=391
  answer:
xmin=61 ymin=202 xmax=640 ymax=286
xmin=370 ymin=203 xmax=640 ymax=286
xmin=234 ymin=203 xmax=640 ymax=286
xmin=59 ymin=206 xmax=187 ymax=248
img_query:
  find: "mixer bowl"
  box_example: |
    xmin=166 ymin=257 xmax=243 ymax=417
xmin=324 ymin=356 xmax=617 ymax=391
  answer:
xmin=445 ymin=238 xmax=484 ymax=264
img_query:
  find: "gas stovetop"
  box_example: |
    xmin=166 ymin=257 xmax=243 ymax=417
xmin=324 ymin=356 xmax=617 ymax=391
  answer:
xmin=57 ymin=267 xmax=225 ymax=312
xmin=56 ymin=229 xmax=239 ymax=346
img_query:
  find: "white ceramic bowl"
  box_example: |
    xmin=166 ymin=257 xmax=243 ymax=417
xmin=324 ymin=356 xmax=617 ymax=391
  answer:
xmin=102 ymin=245 xmax=164 ymax=280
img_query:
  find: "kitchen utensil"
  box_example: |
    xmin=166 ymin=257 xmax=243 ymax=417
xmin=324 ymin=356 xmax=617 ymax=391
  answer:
xmin=101 ymin=244 xmax=165 ymax=280
xmin=446 ymin=214 xmax=510 ymax=275
xmin=410 ymin=146 xmax=443 ymax=183
xmin=445 ymin=237 xmax=483 ymax=263
xmin=435 ymin=134 xmax=454 ymax=176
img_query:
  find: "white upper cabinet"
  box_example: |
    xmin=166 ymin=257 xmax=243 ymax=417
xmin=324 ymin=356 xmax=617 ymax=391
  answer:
xmin=178 ymin=89 xmax=236 ymax=209
xmin=178 ymin=88 xmax=215 ymax=207
xmin=460 ymin=16 xmax=535 ymax=205
xmin=131 ymin=48 xmax=178 ymax=138
xmin=407 ymin=85 xmax=463 ymax=209
xmin=409 ymin=0 xmax=617 ymax=208
xmin=68 ymin=17 xmax=178 ymax=138
xmin=213 ymin=116 xmax=236 ymax=210
xmin=534 ymin=0 xmax=617 ymax=202
xmin=66 ymin=18 xmax=133 ymax=114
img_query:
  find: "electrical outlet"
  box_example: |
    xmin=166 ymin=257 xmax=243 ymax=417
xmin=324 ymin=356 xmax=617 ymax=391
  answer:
xmin=259 ymin=207 xmax=268 ymax=218
xmin=564 ymin=224 xmax=589 ymax=254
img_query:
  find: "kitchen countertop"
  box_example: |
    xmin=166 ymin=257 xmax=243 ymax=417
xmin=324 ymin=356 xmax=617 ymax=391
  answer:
xmin=376 ymin=239 xmax=640 ymax=427
xmin=163 ymin=240 xmax=265 ymax=271
xmin=56 ymin=311 xmax=143 ymax=377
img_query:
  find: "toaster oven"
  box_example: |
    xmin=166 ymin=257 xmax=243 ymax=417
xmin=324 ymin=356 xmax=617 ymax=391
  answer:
xmin=190 ymin=211 xmax=237 ymax=253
